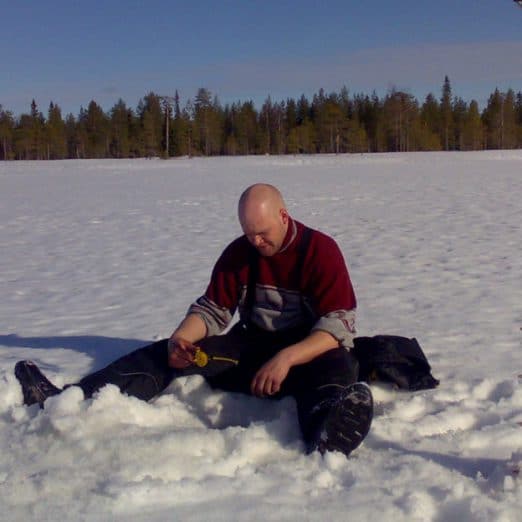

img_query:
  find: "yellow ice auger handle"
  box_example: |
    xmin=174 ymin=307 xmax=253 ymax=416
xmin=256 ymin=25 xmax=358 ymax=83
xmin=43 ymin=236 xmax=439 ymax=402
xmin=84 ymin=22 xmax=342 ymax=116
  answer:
xmin=194 ymin=348 xmax=239 ymax=368
xmin=194 ymin=348 xmax=209 ymax=367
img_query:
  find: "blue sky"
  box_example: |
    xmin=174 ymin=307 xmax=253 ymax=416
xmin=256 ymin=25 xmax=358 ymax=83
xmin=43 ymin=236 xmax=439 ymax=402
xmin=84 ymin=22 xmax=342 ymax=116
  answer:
xmin=2 ymin=0 xmax=522 ymax=116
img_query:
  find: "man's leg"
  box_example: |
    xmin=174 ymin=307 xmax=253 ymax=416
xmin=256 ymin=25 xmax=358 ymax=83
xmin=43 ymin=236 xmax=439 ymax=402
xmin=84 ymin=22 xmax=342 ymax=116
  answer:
xmin=198 ymin=324 xmax=271 ymax=394
xmin=15 ymin=339 xmax=176 ymax=406
xmin=15 ymin=326 xmax=250 ymax=407
xmin=284 ymin=347 xmax=373 ymax=457
xmin=78 ymin=325 xmax=255 ymax=401
xmin=75 ymin=339 xmax=174 ymax=401
xmin=203 ymin=324 xmax=373 ymax=457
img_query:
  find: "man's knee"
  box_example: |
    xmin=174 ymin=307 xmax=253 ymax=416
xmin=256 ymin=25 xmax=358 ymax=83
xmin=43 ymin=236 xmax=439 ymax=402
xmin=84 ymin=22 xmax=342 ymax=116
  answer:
xmin=306 ymin=348 xmax=359 ymax=388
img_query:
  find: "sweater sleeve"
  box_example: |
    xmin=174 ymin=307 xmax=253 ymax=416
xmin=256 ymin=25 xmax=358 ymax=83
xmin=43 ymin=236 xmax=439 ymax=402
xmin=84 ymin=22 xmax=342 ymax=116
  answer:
xmin=306 ymin=233 xmax=357 ymax=348
xmin=186 ymin=238 xmax=246 ymax=337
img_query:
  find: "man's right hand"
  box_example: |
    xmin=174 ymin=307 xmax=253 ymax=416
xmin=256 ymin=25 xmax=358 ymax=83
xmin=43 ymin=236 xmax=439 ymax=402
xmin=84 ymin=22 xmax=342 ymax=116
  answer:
xmin=167 ymin=336 xmax=198 ymax=368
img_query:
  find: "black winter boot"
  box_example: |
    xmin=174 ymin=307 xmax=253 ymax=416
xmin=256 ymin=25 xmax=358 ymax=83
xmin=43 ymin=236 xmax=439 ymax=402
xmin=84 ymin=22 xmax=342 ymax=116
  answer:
xmin=15 ymin=360 xmax=62 ymax=408
xmin=308 ymin=382 xmax=373 ymax=457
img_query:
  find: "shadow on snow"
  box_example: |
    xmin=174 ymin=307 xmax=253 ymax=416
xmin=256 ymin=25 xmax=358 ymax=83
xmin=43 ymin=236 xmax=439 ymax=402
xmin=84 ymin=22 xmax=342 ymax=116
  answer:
xmin=0 ymin=333 xmax=151 ymax=371
xmin=369 ymin=435 xmax=507 ymax=481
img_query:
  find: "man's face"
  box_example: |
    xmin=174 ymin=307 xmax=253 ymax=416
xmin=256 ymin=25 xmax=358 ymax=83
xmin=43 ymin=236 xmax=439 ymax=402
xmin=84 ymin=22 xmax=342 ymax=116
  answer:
xmin=241 ymin=209 xmax=288 ymax=257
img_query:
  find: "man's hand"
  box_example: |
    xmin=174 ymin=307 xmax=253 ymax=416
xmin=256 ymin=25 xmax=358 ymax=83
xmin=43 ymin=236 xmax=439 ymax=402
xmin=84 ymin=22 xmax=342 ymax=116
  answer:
xmin=167 ymin=336 xmax=198 ymax=369
xmin=249 ymin=331 xmax=341 ymax=397
xmin=250 ymin=350 xmax=292 ymax=397
xmin=167 ymin=314 xmax=208 ymax=368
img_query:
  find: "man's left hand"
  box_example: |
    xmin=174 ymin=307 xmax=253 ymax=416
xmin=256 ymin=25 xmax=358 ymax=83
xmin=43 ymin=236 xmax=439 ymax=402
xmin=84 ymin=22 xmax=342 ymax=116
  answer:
xmin=250 ymin=351 xmax=292 ymax=397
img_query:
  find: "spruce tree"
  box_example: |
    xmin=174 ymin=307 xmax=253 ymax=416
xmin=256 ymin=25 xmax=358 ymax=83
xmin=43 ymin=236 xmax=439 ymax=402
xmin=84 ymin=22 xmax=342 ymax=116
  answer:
xmin=440 ymin=76 xmax=454 ymax=150
xmin=109 ymin=99 xmax=132 ymax=158
xmin=194 ymin=88 xmax=212 ymax=155
xmin=462 ymin=100 xmax=483 ymax=150
xmin=138 ymin=93 xmax=163 ymax=157
xmin=64 ymin=113 xmax=81 ymax=159
xmin=29 ymin=100 xmax=45 ymax=159
xmin=259 ymin=96 xmax=273 ymax=154
xmin=515 ymin=92 xmax=522 ymax=147
xmin=502 ymin=89 xmax=518 ymax=149
xmin=235 ymin=101 xmax=257 ymax=155
xmin=84 ymin=100 xmax=109 ymax=158
xmin=482 ymin=89 xmax=504 ymax=149
xmin=383 ymin=90 xmax=419 ymax=152
xmin=46 ymin=102 xmax=67 ymax=159
xmin=452 ymin=97 xmax=467 ymax=151
xmin=420 ymin=93 xmax=441 ymax=149
xmin=0 ymin=106 xmax=15 ymax=160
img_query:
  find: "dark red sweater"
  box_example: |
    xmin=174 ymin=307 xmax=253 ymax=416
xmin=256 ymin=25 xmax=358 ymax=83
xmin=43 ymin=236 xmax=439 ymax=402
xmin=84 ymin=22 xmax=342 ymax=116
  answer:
xmin=188 ymin=218 xmax=357 ymax=348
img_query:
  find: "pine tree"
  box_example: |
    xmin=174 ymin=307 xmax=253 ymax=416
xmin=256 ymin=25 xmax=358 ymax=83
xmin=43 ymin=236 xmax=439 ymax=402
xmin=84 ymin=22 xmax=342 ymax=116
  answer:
xmin=65 ymin=113 xmax=81 ymax=158
xmin=0 ymin=106 xmax=15 ymax=160
xmin=141 ymin=110 xmax=156 ymax=157
xmin=383 ymin=90 xmax=419 ymax=152
xmin=172 ymin=100 xmax=194 ymax=157
xmin=452 ymin=97 xmax=467 ymax=151
xmin=174 ymin=90 xmax=181 ymax=120
xmin=353 ymin=92 xmax=382 ymax=152
xmin=13 ymin=101 xmax=44 ymax=160
xmin=274 ymin=101 xmax=286 ymax=154
xmin=482 ymin=89 xmax=504 ymax=149
xmin=258 ymin=97 xmax=271 ymax=154
xmin=285 ymin=98 xmax=298 ymax=153
xmin=515 ymin=92 xmax=522 ymax=147
xmin=295 ymin=94 xmax=315 ymax=153
xmin=440 ymin=76 xmax=454 ymax=150
xmin=46 ymin=102 xmax=67 ymax=159
xmin=260 ymin=96 xmax=286 ymax=154
xmin=211 ymin=95 xmax=225 ymax=155
xmin=339 ymin=91 xmax=368 ymax=153
xmin=343 ymin=118 xmax=368 ymax=153
xmin=193 ymin=88 xmax=223 ymax=155
xmin=312 ymin=91 xmax=345 ymax=153
xmin=25 ymin=100 xmax=46 ymax=159
xmin=138 ymin=93 xmax=163 ymax=157
xmin=194 ymin=88 xmax=212 ymax=155
xmin=31 ymin=100 xmax=43 ymax=159
xmin=502 ymin=89 xmax=518 ymax=149
xmin=235 ymin=101 xmax=257 ymax=155
xmin=109 ymin=99 xmax=132 ymax=158
xmin=296 ymin=94 xmax=311 ymax=126
xmin=170 ymin=90 xmax=184 ymax=156
xmin=420 ymin=93 xmax=441 ymax=150
xmin=83 ymin=100 xmax=109 ymax=158
xmin=461 ymin=100 xmax=483 ymax=150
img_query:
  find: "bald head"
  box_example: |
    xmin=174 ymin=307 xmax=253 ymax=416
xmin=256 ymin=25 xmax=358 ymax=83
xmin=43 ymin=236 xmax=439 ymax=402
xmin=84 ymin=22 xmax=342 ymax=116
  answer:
xmin=238 ymin=184 xmax=286 ymax=221
xmin=238 ymin=184 xmax=290 ymax=256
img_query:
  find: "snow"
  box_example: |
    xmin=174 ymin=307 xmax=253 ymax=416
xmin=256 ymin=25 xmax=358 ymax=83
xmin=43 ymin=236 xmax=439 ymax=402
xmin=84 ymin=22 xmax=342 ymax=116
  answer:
xmin=0 ymin=152 xmax=521 ymax=521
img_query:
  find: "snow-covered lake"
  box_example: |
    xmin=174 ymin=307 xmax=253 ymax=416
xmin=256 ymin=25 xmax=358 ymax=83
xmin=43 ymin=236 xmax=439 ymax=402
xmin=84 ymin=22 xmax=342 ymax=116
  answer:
xmin=0 ymin=153 xmax=520 ymax=521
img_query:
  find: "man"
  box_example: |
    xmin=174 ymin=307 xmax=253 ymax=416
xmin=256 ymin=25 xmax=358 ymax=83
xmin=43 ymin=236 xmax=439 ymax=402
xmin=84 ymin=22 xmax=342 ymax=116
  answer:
xmin=15 ymin=183 xmax=373 ymax=457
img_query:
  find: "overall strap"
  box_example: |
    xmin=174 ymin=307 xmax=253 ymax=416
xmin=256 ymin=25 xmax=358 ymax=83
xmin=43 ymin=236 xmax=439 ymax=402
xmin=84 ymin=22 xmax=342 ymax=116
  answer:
xmin=295 ymin=226 xmax=312 ymax=278
xmin=243 ymin=245 xmax=259 ymax=325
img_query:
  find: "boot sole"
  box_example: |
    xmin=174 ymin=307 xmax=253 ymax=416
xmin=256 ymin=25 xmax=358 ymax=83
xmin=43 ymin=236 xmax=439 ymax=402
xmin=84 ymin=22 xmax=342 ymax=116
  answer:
xmin=318 ymin=382 xmax=373 ymax=457
xmin=14 ymin=360 xmax=61 ymax=407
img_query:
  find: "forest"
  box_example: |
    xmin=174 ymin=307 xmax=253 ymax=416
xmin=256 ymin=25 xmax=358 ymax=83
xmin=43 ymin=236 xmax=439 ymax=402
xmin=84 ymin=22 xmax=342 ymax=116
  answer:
xmin=1 ymin=77 xmax=522 ymax=160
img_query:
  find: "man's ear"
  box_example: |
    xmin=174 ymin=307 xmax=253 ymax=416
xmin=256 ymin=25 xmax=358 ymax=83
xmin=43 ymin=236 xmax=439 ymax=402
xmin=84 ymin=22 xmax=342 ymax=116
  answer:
xmin=280 ymin=209 xmax=289 ymax=224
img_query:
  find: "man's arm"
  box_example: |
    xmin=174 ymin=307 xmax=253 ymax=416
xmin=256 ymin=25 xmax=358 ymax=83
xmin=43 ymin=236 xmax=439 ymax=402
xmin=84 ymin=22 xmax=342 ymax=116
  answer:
xmin=168 ymin=239 xmax=244 ymax=369
xmin=167 ymin=314 xmax=208 ymax=368
xmin=250 ymin=329 xmax=340 ymax=397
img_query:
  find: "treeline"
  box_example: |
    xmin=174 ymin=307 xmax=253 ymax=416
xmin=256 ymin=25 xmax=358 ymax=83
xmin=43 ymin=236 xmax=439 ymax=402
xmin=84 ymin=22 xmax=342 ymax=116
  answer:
xmin=1 ymin=77 xmax=522 ymax=160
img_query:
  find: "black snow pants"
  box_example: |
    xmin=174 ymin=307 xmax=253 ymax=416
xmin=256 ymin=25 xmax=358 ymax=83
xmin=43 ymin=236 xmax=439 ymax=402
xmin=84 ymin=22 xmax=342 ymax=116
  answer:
xmin=74 ymin=322 xmax=359 ymax=447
